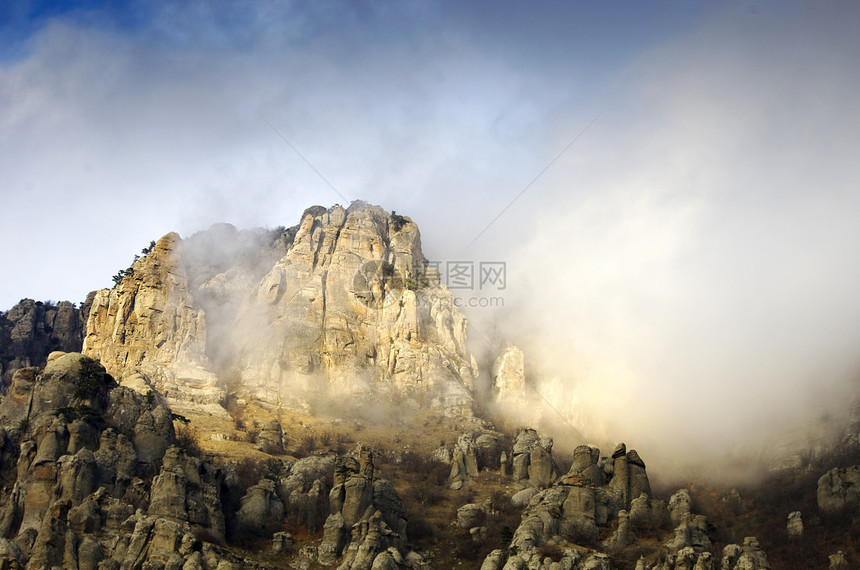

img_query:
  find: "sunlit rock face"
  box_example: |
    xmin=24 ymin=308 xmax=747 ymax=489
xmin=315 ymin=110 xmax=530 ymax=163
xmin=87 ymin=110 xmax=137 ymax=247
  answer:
xmin=235 ymin=202 xmax=475 ymax=414
xmin=83 ymin=202 xmax=477 ymax=415
xmin=82 ymin=233 xmax=222 ymax=410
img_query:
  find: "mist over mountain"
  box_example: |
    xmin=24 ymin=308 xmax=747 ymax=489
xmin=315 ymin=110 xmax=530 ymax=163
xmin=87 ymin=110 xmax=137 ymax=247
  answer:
xmin=1 ymin=202 xmax=859 ymax=568
xmin=3 ymin=2 xmax=860 ymax=567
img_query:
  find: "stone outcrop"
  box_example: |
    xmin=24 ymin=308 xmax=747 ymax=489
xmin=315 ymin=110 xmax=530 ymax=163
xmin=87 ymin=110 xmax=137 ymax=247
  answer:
xmin=492 ymin=345 xmax=525 ymax=403
xmin=236 ymin=478 xmax=284 ymax=535
xmin=829 ymin=551 xmax=849 ymax=570
xmin=234 ymin=203 xmax=476 ymax=414
xmin=83 ymin=233 xmax=223 ymax=411
xmin=449 ymin=433 xmax=480 ymax=490
xmin=511 ymin=428 xmax=559 ymax=488
xmin=817 ymin=465 xmax=860 ymax=513
xmin=786 ymin=511 xmax=803 ymax=537
xmin=255 ymin=418 xmax=285 ymax=454
xmin=456 ymin=503 xmax=486 ymax=529
xmin=487 ymin=442 xmax=655 ymax=568
xmin=317 ymin=445 xmax=428 ymax=569
xmin=720 ymin=537 xmax=771 ymax=569
xmin=0 ymin=299 xmax=86 ymax=382
xmin=149 ymin=446 xmax=225 ymax=541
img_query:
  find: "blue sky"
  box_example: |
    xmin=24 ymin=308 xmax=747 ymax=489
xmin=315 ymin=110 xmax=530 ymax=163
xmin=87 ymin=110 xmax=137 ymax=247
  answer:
xmin=2 ymin=1 xmax=860 ymax=462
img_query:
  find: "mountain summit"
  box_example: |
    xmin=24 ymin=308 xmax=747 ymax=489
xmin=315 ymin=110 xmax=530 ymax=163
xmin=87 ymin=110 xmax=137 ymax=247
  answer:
xmin=83 ymin=202 xmax=477 ymax=416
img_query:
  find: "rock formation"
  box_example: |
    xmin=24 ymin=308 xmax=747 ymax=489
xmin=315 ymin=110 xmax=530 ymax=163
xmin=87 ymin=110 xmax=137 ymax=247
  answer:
xmin=232 ymin=203 xmax=476 ymax=414
xmin=83 ymin=233 xmax=223 ymax=412
xmin=0 ymin=299 xmax=85 ymax=382
xmin=487 ymin=441 xmax=656 ymax=568
xmin=492 ymin=345 xmax=526 ymax=403
xmin=0 ymin=201 xmax=850 ymax=568
xmin=449 ymin=433 xmax=481 ymax=490
xmin=318 ymin=445 xmax=428 ymax=569
xmin=81 ymin=203 xmax=478 ymax=416
xmin=720 ymin=537 xmax=771 ymax=569
xmin=511 ymin=428 xmax=560 ymax=489
xmin=786 ymin=511 xmax=803 ymax=537
xmin=817 ymin=465 xmax=860 ymax=513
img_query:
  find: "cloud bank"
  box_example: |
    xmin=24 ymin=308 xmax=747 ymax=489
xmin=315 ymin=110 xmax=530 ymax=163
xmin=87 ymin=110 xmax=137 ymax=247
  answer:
xmin=485 ymin=2 xmax=860 ymax=475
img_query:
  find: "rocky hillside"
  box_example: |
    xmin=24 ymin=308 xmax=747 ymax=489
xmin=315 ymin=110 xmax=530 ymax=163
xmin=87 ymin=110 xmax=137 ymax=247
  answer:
xmin=0 ymin=202 xmax=857 ymax=569
xmin=0 ymin=351 xmax=803 ymax=570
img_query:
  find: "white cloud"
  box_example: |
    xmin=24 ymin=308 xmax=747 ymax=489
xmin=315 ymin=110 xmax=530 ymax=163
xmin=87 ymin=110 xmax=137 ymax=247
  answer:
xmin=494 ymin=3 xmax=860 ymax=473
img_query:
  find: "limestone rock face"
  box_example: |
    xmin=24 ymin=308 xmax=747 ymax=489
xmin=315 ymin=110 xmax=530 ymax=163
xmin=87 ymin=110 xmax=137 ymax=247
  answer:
xmin=235 ymin=203 xmax=476 ymax=414
xmin=83 ymin=233 xmax=222 ymax=410
xmin=81 ymin=203 xmax=478 ymax=415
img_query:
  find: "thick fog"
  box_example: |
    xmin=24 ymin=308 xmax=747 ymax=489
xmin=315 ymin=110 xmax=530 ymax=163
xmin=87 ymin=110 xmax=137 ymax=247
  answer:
xmin=472 ymin=6 xmax=860 ymax=475
xmin=2 ymin=2 xmax=860 ymax=477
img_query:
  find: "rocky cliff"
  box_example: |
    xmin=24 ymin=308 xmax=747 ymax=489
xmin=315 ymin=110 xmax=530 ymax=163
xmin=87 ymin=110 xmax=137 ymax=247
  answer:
xmin=83 ymin=232 xmax=221 ymax=412
xmin=81 ymin=203 xmax=477 ymax=416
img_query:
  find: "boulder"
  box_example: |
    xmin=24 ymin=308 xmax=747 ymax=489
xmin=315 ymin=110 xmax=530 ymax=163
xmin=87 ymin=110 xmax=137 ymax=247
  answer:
xmin=457 ymin=504 xmax=486 ymax=529
xmin=235 ymin=478 xmax=284 ymax=535
xmin=256 ymin=419 xmax=284 ymax=454
xmin=817 ymin=466 xmax=860 ymax=513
